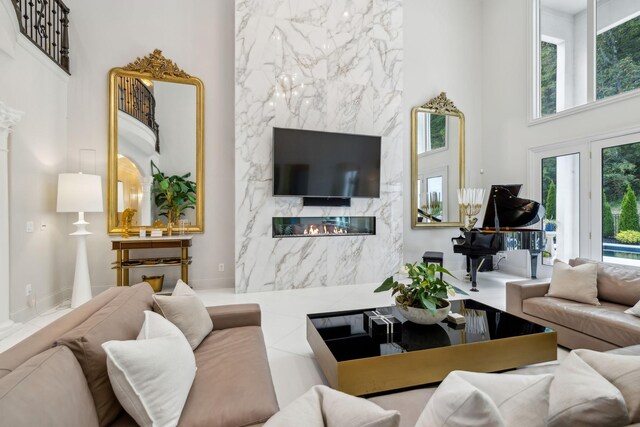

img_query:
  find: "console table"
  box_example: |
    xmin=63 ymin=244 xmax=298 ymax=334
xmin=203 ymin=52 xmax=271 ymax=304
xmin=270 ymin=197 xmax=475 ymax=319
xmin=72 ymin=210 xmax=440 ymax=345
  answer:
xmin=111 ymin=236 xmax=193 ymax=287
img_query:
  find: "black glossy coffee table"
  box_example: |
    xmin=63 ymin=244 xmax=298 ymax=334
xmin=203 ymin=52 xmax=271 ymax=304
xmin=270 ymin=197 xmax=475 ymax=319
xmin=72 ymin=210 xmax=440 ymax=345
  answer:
xmin=306 ymin=299 xmax=557 ymax=396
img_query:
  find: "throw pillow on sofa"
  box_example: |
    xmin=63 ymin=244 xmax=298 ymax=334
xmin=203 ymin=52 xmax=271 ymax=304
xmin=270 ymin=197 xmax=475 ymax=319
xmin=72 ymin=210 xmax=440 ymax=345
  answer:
xmin=102 ymin=311 xmax=196 ymax=427
xmin=625 ymin=299 xmax=640 ymax=318
xmin=152 ymin=288 xmax=213 ymax=350
xmin=415 ymin=370 xmax=553 ymax=427
xmin=548 ymin=350 xmax=629 ymax=427
xmin=546 ymin=259 xmax=599 ymax=305
xmin=264 ymin=385 xmax=400 ymax=427
xmin=573 ymin=349 xmax=640 ymax=422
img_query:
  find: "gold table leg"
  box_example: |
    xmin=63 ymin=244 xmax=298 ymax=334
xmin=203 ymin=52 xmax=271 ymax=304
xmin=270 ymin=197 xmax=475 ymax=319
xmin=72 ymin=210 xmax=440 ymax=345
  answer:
xmin=181 ymin=247 xmax=189 ymax=284
xmin=123 ymin=249 xmax=130 ymax=287
xmin=116 ymin=250 xmax=122 ymax=286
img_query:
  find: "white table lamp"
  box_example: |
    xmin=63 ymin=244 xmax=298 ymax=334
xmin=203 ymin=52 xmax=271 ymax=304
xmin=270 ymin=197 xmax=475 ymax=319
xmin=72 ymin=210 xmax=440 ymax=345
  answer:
xmin=117 ymin=181 xmax=125 ymax=213
xmin=57 ymin=173 xmax=103 ymax=308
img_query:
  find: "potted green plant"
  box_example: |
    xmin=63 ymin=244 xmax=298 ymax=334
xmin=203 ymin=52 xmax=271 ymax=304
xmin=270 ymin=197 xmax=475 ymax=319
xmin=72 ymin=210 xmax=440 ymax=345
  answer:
xmin=150 ymin=161 xmax=197 ymax=227
xmin=375 ymin=262 xmax=456 ymax=325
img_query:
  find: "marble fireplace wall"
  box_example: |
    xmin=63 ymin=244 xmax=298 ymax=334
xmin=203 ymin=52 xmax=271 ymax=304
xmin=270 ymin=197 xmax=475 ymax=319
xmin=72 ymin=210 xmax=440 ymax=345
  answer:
xmin=235 ymin=0 xmax=403 ymax=292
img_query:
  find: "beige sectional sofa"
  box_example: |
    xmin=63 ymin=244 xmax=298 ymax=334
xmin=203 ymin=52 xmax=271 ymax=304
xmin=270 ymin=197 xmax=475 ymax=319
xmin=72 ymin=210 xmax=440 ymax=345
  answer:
xmin=507 ymin=258 xmax=640 ymax=351
xmin=0 ymin=283 xmax=279 ymax=427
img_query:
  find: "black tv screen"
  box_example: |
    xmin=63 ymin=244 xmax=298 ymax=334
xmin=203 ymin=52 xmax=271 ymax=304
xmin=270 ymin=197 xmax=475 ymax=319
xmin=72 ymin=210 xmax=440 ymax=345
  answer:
xmin=273 ymin=128 xmax=381 ymax=198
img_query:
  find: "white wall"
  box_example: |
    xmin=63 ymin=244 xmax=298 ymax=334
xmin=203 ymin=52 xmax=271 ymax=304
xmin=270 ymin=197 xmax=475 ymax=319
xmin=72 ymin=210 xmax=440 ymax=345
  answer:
xmin=482 ymin=0 xmax=640 ymax=273
xmin=0 ymin=0 xmax=73 ymax=321
xmin=65 ymin=0 xmax=236 ymax=290
xmin=403 ymin=0 xmax=485 ymax=269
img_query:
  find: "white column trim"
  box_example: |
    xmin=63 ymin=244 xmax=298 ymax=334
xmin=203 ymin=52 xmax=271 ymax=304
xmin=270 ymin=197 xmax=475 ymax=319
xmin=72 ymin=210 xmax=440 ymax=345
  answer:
xmin=0 ymin=101 xmax=24 ymax=338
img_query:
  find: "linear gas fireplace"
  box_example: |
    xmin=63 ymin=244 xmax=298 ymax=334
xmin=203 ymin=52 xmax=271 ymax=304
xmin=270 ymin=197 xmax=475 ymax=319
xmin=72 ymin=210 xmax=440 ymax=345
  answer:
xmin=272 ymin=216 xmax=376 ymax=238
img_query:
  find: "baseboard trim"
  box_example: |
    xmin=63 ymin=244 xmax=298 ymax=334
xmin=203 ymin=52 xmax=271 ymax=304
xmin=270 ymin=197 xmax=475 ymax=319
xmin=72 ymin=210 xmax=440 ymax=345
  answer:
xmin=11 ymin=287 xmax=70 ymax=324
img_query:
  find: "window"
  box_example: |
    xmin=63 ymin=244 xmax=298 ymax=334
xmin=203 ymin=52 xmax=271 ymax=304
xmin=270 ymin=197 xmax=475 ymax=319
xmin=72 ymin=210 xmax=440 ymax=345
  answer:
xmin=416 ymin=114 xmax=447 ymax=154
xmin=535 ymin=0 xmax=640 ymax=118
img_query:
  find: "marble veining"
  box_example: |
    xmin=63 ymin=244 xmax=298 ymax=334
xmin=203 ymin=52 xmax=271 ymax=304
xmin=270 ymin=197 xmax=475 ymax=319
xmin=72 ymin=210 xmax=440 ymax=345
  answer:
xmin=235 ymin=0 xmax=403 ymax=292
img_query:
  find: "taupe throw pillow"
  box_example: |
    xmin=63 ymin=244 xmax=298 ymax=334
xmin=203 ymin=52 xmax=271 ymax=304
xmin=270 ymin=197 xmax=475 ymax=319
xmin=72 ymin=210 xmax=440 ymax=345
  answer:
xmin=574 ymin=349 xmax=640 ymax=422
xmin=625 ymin=299 xmax=640 ymax=317
xmin=548 ymin=351 xmax=629 ymax=427
xmin=265 ymin=385 xmax=400 ymax=427
xmin=152 ymin=294 xmax=213 ymax=350
xmin=546 ymin=260 xmax=599 ymax=305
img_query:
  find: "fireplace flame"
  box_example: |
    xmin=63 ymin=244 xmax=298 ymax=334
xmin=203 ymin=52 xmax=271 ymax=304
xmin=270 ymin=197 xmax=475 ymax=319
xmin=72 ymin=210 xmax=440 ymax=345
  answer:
xmin=302 ymin=224 xmax=348 ymax=235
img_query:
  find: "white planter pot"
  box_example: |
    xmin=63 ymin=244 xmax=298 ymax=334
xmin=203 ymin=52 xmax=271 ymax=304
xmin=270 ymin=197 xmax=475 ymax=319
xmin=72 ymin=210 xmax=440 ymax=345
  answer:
xmin=397 ymin=300 xmax=450 ymax=325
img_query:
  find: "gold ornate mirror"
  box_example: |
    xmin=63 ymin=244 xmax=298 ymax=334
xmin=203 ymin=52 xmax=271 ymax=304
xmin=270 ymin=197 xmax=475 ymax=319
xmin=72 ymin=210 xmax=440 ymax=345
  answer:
xmin=107 ymin=50 xmax=204 ymax=234
xmin=411 ymin=92 xmax=465 ymax=228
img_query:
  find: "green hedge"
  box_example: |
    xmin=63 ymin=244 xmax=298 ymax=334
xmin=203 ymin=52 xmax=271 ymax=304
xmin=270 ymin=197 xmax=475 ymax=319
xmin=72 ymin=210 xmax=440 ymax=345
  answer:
xmin=603 ymin=192 xmax=615 ymax=238
xmin=619 ymin=184 xmax=640 ymax=232
xmin=616 ymin=230 xmax=640 ymax=244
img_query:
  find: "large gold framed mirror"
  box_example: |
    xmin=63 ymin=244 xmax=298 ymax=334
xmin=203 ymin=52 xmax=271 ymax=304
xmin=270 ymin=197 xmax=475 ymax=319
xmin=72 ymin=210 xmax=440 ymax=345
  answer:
xmin=411 ymin=92 xmax=465 ymax=228
xmin=107 ymin=50 xmax=204 ymax=234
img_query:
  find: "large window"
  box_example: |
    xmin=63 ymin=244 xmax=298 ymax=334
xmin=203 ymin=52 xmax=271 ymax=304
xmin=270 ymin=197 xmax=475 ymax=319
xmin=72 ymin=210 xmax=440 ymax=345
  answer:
xmin=535 ymin=0 xmax=640 ymax=119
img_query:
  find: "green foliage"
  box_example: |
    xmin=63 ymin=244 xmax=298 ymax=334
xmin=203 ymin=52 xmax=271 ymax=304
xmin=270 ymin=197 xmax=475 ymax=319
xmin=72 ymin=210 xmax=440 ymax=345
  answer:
xmin=541 ymin=157 xmax=557 ymax=215
xmin=603 ymin=142 xmax=640 ymax=206
xmin=429 ymin=114 xmax=446 ymax=150
xmin=545 ymin=180 xmax=556 ymax=221
xmin=616 ymin=230 xmax=640 ymax=244
xmin=150 ymin=160 xmax=197 ymax=222
xmin=620 ymin=185 xmax=640 ymax=232
xmin=374 ymin=262 xmax=456 ymax=315
xmin=540 ymin=41 xmax=557 ymax=116
xmin=603 ymin=192 xmax=615 ymax=238
xmin=596 ymin=15 xmax=640 ymax=99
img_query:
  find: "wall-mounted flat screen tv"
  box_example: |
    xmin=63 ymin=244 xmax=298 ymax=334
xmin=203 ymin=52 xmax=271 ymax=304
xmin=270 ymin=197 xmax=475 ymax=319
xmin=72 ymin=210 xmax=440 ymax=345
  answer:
xmin=273 ymin=127 xmax=381 ymax=198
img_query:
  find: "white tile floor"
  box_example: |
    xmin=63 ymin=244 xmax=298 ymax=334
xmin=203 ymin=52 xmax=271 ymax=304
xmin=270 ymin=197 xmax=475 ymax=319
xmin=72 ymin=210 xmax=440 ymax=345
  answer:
xmin=0 ymin=270 xmax=566 ymax=408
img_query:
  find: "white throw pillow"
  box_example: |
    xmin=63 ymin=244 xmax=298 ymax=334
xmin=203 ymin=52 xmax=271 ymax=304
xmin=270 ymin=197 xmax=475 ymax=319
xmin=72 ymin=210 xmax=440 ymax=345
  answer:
xmin=102 ymin=311 xmax=196 ymax=427
xmin=625 ymin=299 xmax=640 ymax=317
xmin=546 ymin=259 xmax=599 ymax=305
xmin=416 ymin=371 xmax=553 ymax=427
xmin=265 ymin=385 xmax=400 ymax=427
xmin=548 ymin=350 xmax=629 ymax=427
xmin=573 ymin=349 xmax=640 ymax=422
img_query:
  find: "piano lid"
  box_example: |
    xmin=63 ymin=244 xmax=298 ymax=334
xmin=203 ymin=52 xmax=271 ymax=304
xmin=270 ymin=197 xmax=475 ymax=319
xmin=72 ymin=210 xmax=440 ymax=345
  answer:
xmin=482 ymin=185 xmax=545 ymax=229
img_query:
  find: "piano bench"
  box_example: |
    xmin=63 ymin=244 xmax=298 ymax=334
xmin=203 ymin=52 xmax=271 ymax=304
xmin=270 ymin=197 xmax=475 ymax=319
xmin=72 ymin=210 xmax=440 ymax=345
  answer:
xmin=422 ymin=251 xmax=444 ymax=279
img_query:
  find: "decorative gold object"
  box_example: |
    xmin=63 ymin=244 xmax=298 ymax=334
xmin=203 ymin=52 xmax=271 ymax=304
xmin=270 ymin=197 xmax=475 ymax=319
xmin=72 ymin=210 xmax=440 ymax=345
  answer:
xmin=411 ymin=92 xmax=465 ymax=229
xmin=457 ymin=188 xmax=485 ymax=232
xmin=123 ymin=49 xmax=191 ymax=79
xmin=152 ymin=219 xmax=164 ymax=228
xmin=121 ymin=208 xmax=137 ymax=238
xmin=419 ymin=92 xmax=461 ymax=115
xmin=142 ymin=274 xmax=164 ymax=293
xmin=107 ymin=51 xmax=205 ymax=235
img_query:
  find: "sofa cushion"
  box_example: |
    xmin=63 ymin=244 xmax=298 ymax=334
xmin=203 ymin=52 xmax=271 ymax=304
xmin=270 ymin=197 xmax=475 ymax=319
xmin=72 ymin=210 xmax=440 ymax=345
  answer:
xmin=546 ymin=260 xmax=599 ymax=305
xmin=265 ymin=385 xmax=400 ymax=427
xmin=574 ymin=349 xmax=640 ymax=422
xmin=153 ymin=294 xmax=213 ymax=350
xmin=571 ymin=258 xmax=640 ymax=306
xmin=549 ymin=350 xmax=629 ymax=427
xmin=0 ymin=286 xmax=127 ymax=379
xmin=178 ymin=326 xmax=279 ymax=427
xmin=523 ymin=297 xmax=640 ymax=348
xmin=368 ymin=388 xmax=435 ymax=427
xmin=56 ymin=283 xmax=154 ymax=427
xmin=416 ymin=371 xmax=553 ymax=427
xmin=103 ymin=311 xmax=196 ymax=427
xmin=0 ymin=346 xmax=99 ymax=427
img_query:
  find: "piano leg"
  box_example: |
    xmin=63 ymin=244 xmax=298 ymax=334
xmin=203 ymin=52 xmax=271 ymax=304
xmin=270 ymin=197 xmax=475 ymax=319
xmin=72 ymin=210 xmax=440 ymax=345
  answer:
xmin=530 ymin=251 xmax=540 ymax=279
xmin=469 ymin=257 xmax=480 ymax=292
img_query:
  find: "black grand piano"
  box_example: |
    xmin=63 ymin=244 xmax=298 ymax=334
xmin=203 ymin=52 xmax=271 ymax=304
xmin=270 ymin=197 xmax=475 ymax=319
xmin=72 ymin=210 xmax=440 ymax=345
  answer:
xmin=453 ymin=185 xmax=546 ymax=292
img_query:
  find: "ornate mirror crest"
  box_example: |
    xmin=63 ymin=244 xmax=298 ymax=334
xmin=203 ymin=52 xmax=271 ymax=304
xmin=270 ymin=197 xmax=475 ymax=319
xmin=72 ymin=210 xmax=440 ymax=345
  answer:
xmin=419 ymin=92 xmax=461 ymax=115
xmin=123 ymin=49 xmax=191 ymax=79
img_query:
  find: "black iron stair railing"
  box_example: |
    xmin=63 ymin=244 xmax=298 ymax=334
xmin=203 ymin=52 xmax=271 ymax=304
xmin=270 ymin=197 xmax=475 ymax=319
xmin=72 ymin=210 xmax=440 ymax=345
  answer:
xmin=12 ymin=0 xmax=70 ymax=74
xmin=117 ymin=76 xmax=161 ymax=153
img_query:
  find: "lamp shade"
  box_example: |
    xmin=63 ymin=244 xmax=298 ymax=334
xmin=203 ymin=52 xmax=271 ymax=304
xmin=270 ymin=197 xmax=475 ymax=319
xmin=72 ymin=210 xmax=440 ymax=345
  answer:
xmin=57 ymin=173 xmax=104 ymax=213
xmin=117 ymin=181 xmax=125 ymax=212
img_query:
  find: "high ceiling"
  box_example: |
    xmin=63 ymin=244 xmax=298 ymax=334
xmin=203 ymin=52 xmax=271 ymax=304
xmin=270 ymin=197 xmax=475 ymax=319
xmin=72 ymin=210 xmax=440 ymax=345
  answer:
xmin=542 ymin=0 xmax=587 ymax=15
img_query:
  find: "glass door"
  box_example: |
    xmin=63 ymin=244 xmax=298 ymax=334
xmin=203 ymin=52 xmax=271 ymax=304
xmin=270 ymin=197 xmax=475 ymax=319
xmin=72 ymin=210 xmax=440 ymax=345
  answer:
xmin=591 ymin=134 xmax=640 ymax=266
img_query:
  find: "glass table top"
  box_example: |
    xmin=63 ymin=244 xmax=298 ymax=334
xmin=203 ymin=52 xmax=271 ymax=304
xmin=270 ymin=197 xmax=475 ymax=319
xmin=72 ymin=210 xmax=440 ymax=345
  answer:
xmin=307 ymin=299 xmax=553 ymax=362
